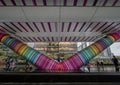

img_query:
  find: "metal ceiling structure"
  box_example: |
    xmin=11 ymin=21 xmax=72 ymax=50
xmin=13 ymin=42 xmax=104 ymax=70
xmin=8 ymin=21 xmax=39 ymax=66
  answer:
xmin=0 ymin=0 xmax=120 ymax=42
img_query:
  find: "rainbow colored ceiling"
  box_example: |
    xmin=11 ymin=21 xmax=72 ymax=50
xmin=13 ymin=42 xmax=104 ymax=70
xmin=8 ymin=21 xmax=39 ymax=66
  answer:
xmin=0 ymin=32 xmax=120 ymax=70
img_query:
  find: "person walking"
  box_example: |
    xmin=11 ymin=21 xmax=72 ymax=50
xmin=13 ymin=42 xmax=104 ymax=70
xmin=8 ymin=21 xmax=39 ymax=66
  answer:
xmin=112 ymin=55 xmax=119 ymax=72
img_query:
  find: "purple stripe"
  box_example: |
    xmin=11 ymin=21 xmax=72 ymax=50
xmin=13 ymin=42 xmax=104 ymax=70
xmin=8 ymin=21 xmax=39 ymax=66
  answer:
xmin=0 ymin=25 xmax=11 ymax=33
xmin=101 ymin=22 xmax=114 ymax=32
xmin=65 ymin=37 xmax=67 ymax=41
xmin=47 ymin=37 xmax=50 ymax=41
xmin=64 ymin=0 xmax=67 ymax=6
xmin=84 ymin=22 xmax=93 ymax=32
xmin=112 ymin=0 xmax=118 ymax=6
xmin=3 ymin=22 xmax=16 ymax=32
xmin=37 ymin=37 xmax=42 ymax=41
xmin=42 ymin=37 xmax=46 ymax=41
xmin=62 ymin=22 xmax=64 ymax=32
xmin=0 ymin=0 xmax=7 ymax=6
xmin=43 ymin=0 xmax=47 ymax=6
xmin=21 ymin=0 xmax=26 ymax=6
xmin=48 ymin=22 xmax=52 ymax=32
xmin=73 ymin=22 xmax=79 ymax=32
xmin=72 ymin=37 xmax=76 ymax=41
xmin=79 ymin=22 xmax=86 ymax=32
xmin=18 ymin=22 xmax=28 ymax=32
xmin=55 ymin=22 xmax=57 ymax=32
xmin=93 ymin=0 xmax=98 ymax=6
xmin=28 ymin=37 xmax=34 ymax=41
xmin=52 ymin=37 xmax=54 ymax=41
xmin=33 ymin=37 xmax=37 ymax=41
xmin=61 ymin=37 xmax=62 ymax=41
xmin=53 ymin=0 xmax=56 ymax=6
xmin=10 ymin=22 xmax=22 ymax=32
xmin=83 ymin=0 xmax=87 ymax=6
xmin=67 ymin=22 xmax=72 ymax=32
xmin=76 ymin=37 xmax=81 ymax=41
xmin=33 ymin=22 xmax=40 ymax=32
xmin=26 ymin=22 xmax=34 ymax=32
xmin=96 ymin=22 xmax=107 ymax=32
xmin=23 ymin=37 xmax=30 ymax=42
xmin=0 ymin=29 xmax=5 ymax=32
xmin=90 ymin=22 xmax=100 ymax=32
xmin=68 ymin=37 xmax=71 ymax=41
xmin=41 ymin=22 xmax=46 ymax=32
xmin=32 ymin=0 xmax=37 ymax=6
xmin=11 ymin=0 xmax=16 ymax=6
xmin=106 ymin=23 xmax=120 ymax=32
xmin=73 ymin=0 xmax=78 ymax=6
xmin=103 ymin=0 xmax=108 ymax=6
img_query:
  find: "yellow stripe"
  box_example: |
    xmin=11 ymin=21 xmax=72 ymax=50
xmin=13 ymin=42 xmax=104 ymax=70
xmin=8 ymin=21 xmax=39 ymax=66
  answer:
xmin=94 ymin=43 xmax=103 ymax=51
xmin=19 ymin=45 xmax=28 ymax=56
xmin=108 ymin=35 xmax=115 ymax=42
xmin=1 ymin=35 xmax=9 ymax=42
xmin=14 ymin=43 xmax=23 ymax=51
xmin=89 ymin=45 xmax=99 ymax=55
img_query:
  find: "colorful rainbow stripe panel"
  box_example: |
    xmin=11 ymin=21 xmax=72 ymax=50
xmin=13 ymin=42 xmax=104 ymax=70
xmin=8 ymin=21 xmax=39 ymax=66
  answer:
xmin=0 ymin=32 xmax=120 ymax=71
xmin=0 ymin=33 xmax=58 ymax=70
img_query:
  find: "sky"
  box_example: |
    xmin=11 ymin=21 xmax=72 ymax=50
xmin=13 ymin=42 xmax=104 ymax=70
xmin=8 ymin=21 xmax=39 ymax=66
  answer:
xmin=110 ymin=42 xmax=120 ymax=56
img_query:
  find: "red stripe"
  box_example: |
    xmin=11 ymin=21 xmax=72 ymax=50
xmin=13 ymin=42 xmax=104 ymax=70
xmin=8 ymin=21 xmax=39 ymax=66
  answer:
xmin=83 ymin=0 xmax=87 ymax=6
xmin=84 ymin=22 xmax=93 ymax=32
xmin=90 ymin=22 xmax=100 ymax=32
xmin=67 ymin=22 xmax=72 ymax=32
xmin=48 ymin=22 xmax=52 ymax=32
xmin=73 ymin=22 xmax=79 ymax=32
xmin=0 ymin=0 xmax=7 ymax=6
xmin=18 ymin=22 xmax=28 ymax=32
xmin=33 ymin=22 xmax=40 ymax=32
xmin=11 ymin=0 xmax=16 ymax=6
xmin=96 ymin=22 xmax=107 ymax=32
xmin=10 ymin=22 xmax=22 ymax=32
xmin=26 ymin=22 xmax=34 ymax=32
xmin=32 ymin=0 xmax=37 ymax=6
xmin=41 ymin=22 xmax=46 ymax=32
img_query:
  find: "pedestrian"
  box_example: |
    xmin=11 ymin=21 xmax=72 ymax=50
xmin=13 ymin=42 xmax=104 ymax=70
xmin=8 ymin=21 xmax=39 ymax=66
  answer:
xmin=100 ymin=60 xmax=104 ymax=71
xmin=96 ymin=60 xmax=100 ymax=72
xmin=112 ymin=55 xmax=119 ymax=72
